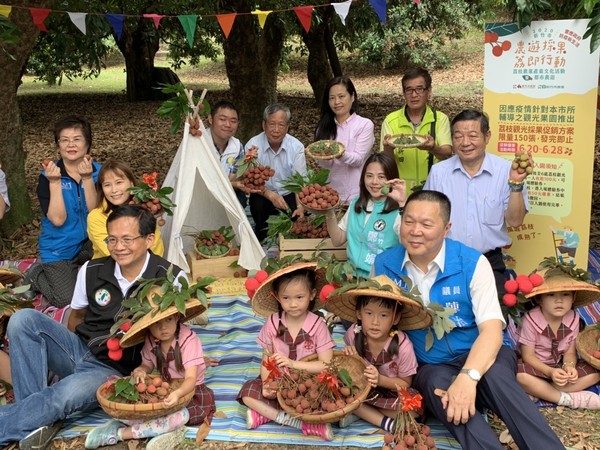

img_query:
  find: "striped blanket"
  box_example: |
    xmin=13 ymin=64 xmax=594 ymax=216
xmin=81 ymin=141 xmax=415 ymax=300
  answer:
xmin=55 ymin=294 xmax=462 ymax=448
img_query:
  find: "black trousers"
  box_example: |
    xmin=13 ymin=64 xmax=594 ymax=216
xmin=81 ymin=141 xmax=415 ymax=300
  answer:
xmin=413 ymin=346 xmax=565 ymax=450
xmin=249 ymin=192 xmax=297 ymax=243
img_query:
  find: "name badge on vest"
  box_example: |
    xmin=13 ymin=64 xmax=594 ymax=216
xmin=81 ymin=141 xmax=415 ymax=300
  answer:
xmin=373 ymin=219 xmax=386 ymax=232
xmin=95 ymin=288 xmax=111 ymax=306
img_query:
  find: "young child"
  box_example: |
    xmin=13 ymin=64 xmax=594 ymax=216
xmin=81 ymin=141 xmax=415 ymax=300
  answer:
xmin=87 ymin=160 xmax=164 ymax=259
xmin=324 ymin=275 xmax=431 ymax=431
xmin=325 ymin=153 xmax=406 ymax=278
xmin=516 ymin=266 xmax=600 ymax=409
xmin=85 ymin=297 xmax=215 ymax=449
xmin=238 ymin=262 xmax=336 ymax=440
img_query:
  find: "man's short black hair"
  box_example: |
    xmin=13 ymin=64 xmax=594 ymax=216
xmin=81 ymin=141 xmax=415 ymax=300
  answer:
xmin=405 ymin=190 xmax=451 ymax=225
xmin=451 ymin=109 xmax=490 ymax=134
xmin=106 ymin=204 xmax=156 ymax=236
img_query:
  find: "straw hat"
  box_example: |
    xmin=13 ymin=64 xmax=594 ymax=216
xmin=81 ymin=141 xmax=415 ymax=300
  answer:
xmin=524 ymin=268 xmax=600 ymax=309
xmin=251 ymin=262 xmax=327 ymax=318
xmin=119 ymin=288 xmax=207 ymax=348
xmin=0 ymin=268 xmax=23 ymax=286
xmin=324 ymin=275 xmax=432 ymax=330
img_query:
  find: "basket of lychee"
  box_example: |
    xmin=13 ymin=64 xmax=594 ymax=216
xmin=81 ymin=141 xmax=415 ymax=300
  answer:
xmin=236 ymin=147 xmax=274 ymax=192
xmin=274 ymin=351 xmax=371 ymax=423
xmin=576 ymin=325 xmax=600 ymax=370
xmin=96 ymin=375 xmax=194 ymax=420
xmin=194 ymin=226 xmax=235 ymax=259
xmin=127 ymin=172 xmax=175 ymax=227
xmin=282 ymin=169 xmax=340 ymax=215
xmin=383 ymin=387 xmax=435 ymax=450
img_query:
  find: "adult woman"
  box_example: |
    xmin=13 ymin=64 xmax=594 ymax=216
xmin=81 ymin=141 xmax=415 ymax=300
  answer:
xmin=314 ymin=76 xmax=375 ymax=205
xmin=88 ymin=160 xmax=164 ymax=259
xmin=26 ymin=115 xmax=101 ymax=308
xmin=325 ymin=153 xmax=405 ymax=278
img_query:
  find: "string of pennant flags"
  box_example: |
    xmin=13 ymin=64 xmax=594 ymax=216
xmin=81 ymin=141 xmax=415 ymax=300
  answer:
xmin=0 ymin=0 xmax=420 ymax=46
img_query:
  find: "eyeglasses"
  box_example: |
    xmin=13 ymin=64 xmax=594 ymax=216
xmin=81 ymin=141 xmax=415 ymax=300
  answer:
xmin=57 ymin=137 xmax=85 ymax=145
xmin=403 ymin=87 xmax=428 ymax=96
xmin=104 ymin=235 xmax=145 ymax=247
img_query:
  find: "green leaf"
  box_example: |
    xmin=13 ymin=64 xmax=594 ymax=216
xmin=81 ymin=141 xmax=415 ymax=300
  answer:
xmin=338 ymin=368 xmax=353 ymax=388
xmin=425 ymin=329 xmax=434 ymax=351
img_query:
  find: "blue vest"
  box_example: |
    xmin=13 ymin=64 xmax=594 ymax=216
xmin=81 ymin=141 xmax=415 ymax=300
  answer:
xmin=346 ymin=198 xmax=400 ymax=278
xmin=374 ymin=239 xmax=481 ymax=364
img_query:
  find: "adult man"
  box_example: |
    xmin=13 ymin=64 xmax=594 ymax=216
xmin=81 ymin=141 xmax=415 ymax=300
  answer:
xmin=205 ymin=100 xmax=248 ymax=208
xmin=381 ymin=68 xmax=452 ymax=191
xmin=424 ymin=109 xmax=531 ymax=309
xmin=374 ymin=190 xmax=564 ymax=450
xmin=0 ymin=205 xmax=185 ymax=449
xmin=245 ymin=103 xmax=307 ymax=242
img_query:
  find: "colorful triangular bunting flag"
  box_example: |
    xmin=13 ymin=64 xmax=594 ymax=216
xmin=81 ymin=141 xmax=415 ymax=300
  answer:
xmin=251 ymin=9 xmax=272 ymax=29
xmin=0 ymin=5 xmax=11 ymax=17
xmin=369 ymin=0 xmax=386 ymax=24
xmin=216 ymin=13 xmax=236 ymax=39
xmin=67 ymin=12 xmax=87 ymax=35
xmin=332 ymin=0 xmax=351 ymax=25
xmin=105 ymin=14 xmax=124 ymax=41
xmin=293 ymin=6 xmax=313 ymax=33
xmin=178 ymin=15 xmax=198 ymax=48
xmin=29 ymin=8 xmax=52 ymax=32
xmin=143 ymin=13 xmax=164 ymax=29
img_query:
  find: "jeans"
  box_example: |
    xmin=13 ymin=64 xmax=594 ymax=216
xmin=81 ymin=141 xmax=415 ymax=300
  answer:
xmin=0 ymin=309 xmax=120 ymax=444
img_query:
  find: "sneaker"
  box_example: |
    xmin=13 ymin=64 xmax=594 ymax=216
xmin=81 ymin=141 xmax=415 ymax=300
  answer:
xmin=146 ymin=426 xmax=187 ymax=450
xmin=568 ymin=391 xmax=600 ymax=409
xmin=84 ymin=419 xmax=122 ymax=449
xmin=338 ymin=414 xmax=359 ymax=428
xmin=19 ymin=420 xmax=64 ymax=450
xmin=301 ymin=422 xmax=334 ymax=441
xmin=246 ymin=408 xmax=271 ymax=429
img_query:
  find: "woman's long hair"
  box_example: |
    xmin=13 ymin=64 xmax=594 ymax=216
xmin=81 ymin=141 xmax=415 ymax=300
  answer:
xmin=354 ymin=153 xmax=400 ymax=214
xmin=314 ymin=76 xmax=358 ymax=141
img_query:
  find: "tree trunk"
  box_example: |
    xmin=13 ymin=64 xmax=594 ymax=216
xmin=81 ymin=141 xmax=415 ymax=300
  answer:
xmin=223 ymin=2 xmax=285 ymax=142
xmin=0 ymin=4 xmax=45 ymax=236
xmin=115 ymin=19 xmax=161 ymax=102
xmin=302 ymin=11 xmax=335 ymax=106
xmin=325 ymin=22 xmax=342 ymax=77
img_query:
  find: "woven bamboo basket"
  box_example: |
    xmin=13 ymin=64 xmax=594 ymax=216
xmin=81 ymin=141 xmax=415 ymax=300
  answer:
xmin=385 ymin=133 xmax=427 ymax=149
xmin=277 ymin=351 xmax=370 ymax=423
xmin=305 ymin=140 xmax=346 ymax=160
xmin=299 ymin=198 xmax=341 ymax=216
xmin=576 ymin=326 xmax=600 ymax=370
xmin=96 ymin=377 xmax=194 ymax=420
xmin=193 ymin=240 xmax=232 ymax=260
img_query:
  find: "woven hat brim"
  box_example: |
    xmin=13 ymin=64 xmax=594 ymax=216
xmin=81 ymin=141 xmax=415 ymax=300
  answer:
xmin=251 ymin=262 xmax=327 ymax=318
xmin=120 ymin=298 xmax=207 ymax=348
xmin=325 ymin=288 xmax=432 ymax=330
xmin=524 ymin=275 xmax=600 ymax=309
xmin=0 ymin=269 xmax=23 ymax=286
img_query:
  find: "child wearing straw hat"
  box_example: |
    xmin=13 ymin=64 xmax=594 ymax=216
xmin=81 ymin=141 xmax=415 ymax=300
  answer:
xmin=85 ymin=295 xmax=215 ymax=449
xmin=238 ymin=262 xmax=336 ymax=441
xmin=324 ymin=275 xmax=432 ymax=432
xmin=516 ymin=265 xmax=600 ymax=409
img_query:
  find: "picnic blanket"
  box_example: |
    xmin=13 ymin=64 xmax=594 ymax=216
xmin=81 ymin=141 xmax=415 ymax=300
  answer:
xmin=54 ymin=294 xmax=462 ymax=448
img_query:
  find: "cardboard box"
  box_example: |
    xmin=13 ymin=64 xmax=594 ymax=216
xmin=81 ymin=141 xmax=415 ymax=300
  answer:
xmin=278 ymin=234 xmax=347 ymax=261
xmin=186 ymin=253 xmax=242 ymax=281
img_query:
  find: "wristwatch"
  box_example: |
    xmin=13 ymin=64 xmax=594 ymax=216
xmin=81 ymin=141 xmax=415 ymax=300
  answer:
xmin=459 ymin=368 xmax=481 ymax=382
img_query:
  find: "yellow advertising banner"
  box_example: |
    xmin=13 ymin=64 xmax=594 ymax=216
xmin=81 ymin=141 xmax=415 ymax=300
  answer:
xmin=483 ymin=20 xmax=599 ymax=275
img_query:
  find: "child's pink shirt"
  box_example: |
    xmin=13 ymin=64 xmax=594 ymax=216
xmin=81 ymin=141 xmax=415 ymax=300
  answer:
xmin=257 ymin=311 xmax=335 ymax=359
xmin=344 ymin=324 xmax=418 ymax=378
xmin=141 ymin=324 xmax=206 ymax=385
xmin=517 ymin=306 xmax=579 ymax=365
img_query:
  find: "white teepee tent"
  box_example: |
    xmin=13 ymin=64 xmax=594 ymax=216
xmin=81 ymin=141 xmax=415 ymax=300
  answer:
xmin=161 ymin=120 xmax=265 ymax=273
